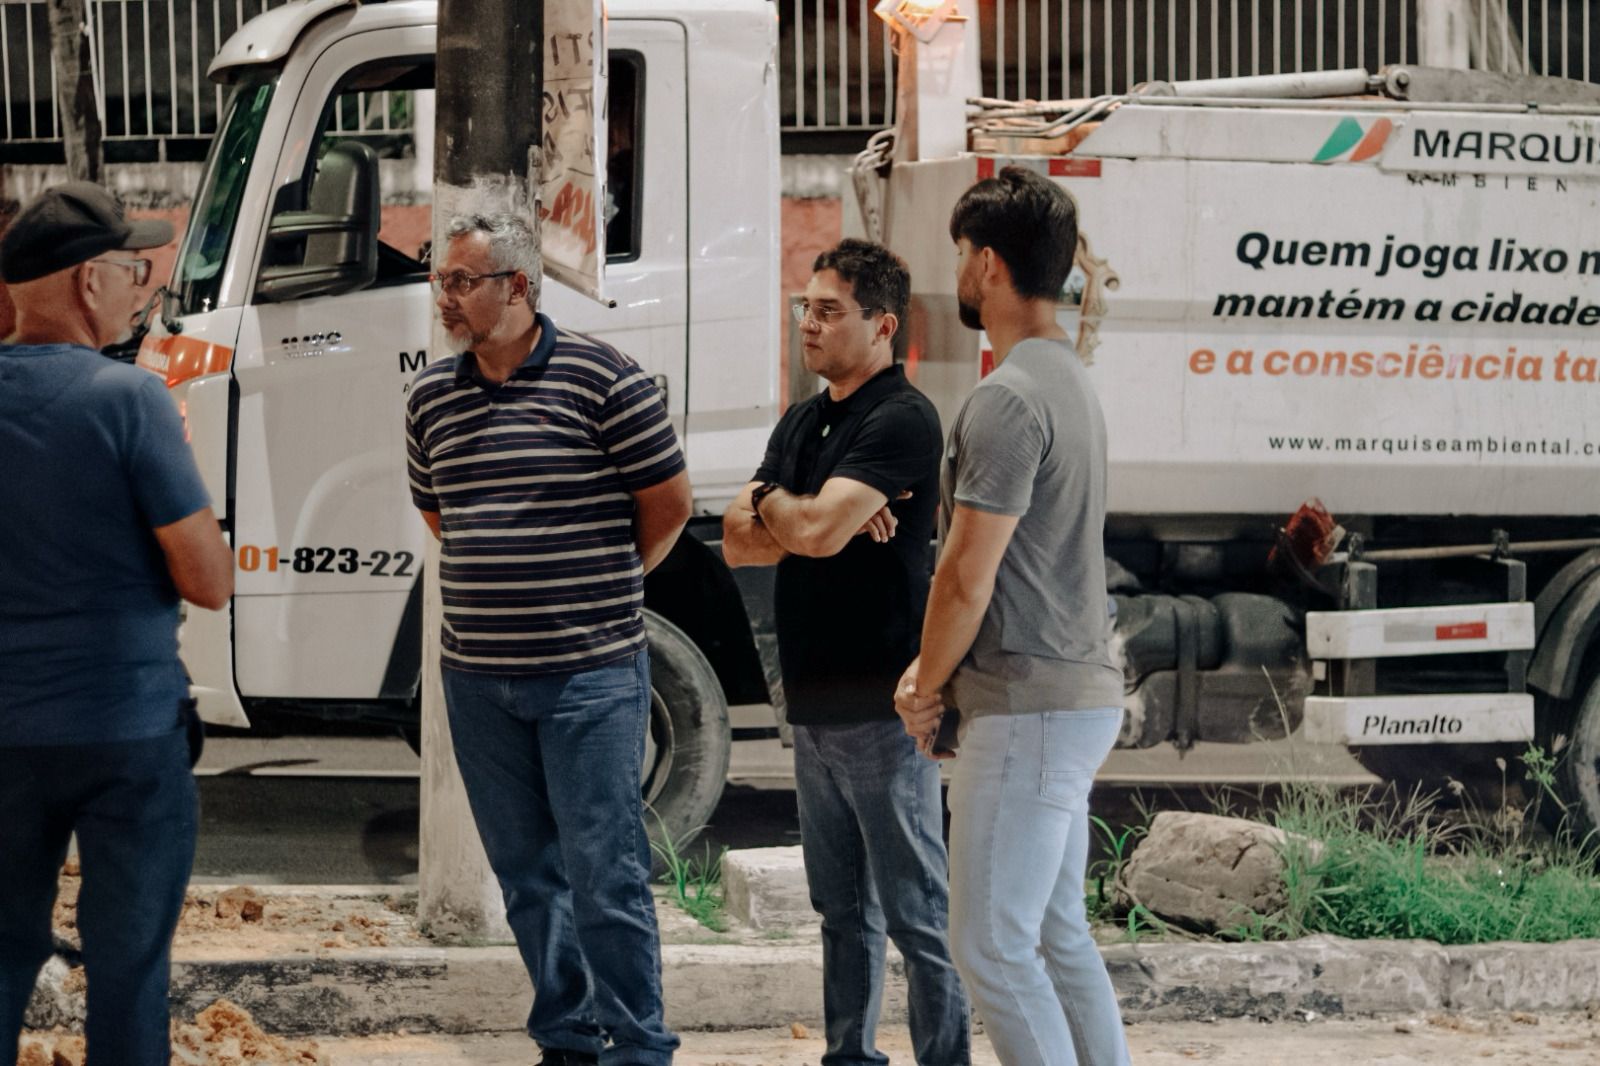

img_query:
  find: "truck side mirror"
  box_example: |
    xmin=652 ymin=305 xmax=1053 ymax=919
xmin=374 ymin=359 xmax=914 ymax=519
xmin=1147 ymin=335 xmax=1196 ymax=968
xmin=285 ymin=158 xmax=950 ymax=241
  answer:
xmin=255 ymin=140 xmax=381 ymax=303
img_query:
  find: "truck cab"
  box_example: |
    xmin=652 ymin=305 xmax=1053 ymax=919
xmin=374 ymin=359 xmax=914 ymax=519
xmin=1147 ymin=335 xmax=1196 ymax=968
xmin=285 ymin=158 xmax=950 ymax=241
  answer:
xmin=137 ymin=0 xmax=783 ymax=846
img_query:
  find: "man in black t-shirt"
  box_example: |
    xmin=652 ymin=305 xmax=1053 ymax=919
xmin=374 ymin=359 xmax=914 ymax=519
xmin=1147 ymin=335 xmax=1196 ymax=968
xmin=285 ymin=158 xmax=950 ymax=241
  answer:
xmin=723 ymin=240 xmax=970 ymax=1066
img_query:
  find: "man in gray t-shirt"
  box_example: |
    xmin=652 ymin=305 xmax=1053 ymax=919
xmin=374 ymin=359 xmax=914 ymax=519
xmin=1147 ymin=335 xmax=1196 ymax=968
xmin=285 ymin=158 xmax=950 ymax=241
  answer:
xmin=941 ymin=337 xmax=1122 ymax=718
xmin=895 ymin=166 xmax=1131 ymax=1066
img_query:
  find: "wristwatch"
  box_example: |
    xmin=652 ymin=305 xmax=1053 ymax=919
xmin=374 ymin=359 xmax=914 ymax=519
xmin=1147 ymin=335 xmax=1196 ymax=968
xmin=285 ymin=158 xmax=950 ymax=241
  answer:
xmin=749 ymin=481 xmax=782 ymax=524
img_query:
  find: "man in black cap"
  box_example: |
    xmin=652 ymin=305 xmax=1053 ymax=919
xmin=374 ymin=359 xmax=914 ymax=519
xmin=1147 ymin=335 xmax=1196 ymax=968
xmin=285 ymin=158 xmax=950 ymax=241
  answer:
xmin=0 ymin=182 xmax=233 ymax=1065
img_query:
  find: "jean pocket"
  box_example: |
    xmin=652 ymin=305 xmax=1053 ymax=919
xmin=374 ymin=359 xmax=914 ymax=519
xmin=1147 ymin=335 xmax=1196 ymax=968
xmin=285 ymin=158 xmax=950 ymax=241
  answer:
xmin=1039 ymin=767 xmax=1096 ymax=809
xmin=1035 ymin=708 xmax=1123 ymax=808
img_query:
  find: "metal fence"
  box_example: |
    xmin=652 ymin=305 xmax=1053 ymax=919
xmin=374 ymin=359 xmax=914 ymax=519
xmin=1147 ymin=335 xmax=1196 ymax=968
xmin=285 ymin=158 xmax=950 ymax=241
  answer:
xmin=780 ymin=0 xmax=1600 ymax=134
xmin=4 ymin=0 xmax=1600 ymax=151
xmin=0 ymin=0 xmax=411 ymax=149
xmin=1 ymin=0 xmax=286 ymax=145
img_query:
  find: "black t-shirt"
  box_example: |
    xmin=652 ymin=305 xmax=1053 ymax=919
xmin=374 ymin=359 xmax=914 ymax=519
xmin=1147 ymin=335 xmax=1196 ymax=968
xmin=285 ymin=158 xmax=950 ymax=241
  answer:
xmin=753 ymin=365 xmax=943 ymax=726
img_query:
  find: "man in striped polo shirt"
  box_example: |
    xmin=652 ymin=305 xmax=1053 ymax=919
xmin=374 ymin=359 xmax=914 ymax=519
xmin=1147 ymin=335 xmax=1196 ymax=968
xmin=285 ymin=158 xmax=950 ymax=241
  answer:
xmin=406 ymin=214 xmax=690 ymax=1066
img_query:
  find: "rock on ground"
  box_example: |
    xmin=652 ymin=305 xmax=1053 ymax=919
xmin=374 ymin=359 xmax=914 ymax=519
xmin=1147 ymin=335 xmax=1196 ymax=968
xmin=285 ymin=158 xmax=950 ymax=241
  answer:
xmin=1118 ymin=811 xmax=1315 ymax=932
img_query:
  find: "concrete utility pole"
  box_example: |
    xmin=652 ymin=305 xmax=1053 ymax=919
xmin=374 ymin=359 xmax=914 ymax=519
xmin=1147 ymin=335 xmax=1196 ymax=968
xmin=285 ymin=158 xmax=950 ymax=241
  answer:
xmin=418 ymin=0 xmax=544 ymax=940
xmin=1416 ymin=0 xmax=1474 ymax=70
xmin=47 ymin=0 xmax=102 ymax=181
xmin=892 ymin=21 xmax=978 ymax=165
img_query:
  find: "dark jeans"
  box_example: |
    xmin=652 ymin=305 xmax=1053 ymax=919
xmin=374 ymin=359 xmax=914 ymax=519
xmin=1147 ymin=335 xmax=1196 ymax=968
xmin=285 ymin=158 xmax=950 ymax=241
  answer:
xmin=0 ymin=728 xmax=198 ymax=1066
xmin=442 ymin=651 xmax=678 ymax=1066
xmin=795 ymin=719 xmax=971 ymax=1066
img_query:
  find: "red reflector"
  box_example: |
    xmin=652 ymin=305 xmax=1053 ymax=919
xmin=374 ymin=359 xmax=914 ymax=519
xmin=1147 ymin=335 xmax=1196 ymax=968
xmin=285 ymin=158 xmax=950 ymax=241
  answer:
xmin=1436 ymin=622 xmax=1488 ymax=641
xmin=980 ymin=349 xmax=995 ymax=377
xmin=1049 ymin=158 xmax=1102 ymax=178
xmin=977 ymin=157 xmax=996 ymax=180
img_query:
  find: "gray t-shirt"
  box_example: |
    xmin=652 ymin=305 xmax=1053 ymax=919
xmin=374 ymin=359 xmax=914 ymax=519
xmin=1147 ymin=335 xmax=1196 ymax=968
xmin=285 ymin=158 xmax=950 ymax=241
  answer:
xmin=941 ymin=336 xmax=1123 ymax=718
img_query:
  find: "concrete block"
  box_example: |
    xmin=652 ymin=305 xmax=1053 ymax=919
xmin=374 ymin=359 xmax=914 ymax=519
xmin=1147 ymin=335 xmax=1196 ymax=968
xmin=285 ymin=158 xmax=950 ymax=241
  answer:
xmin=23 ymin=955 xmax=85 ymax=1030
xmin=1106 ymin=936 xmax=1447 ymax=1020
xmin=722 ymin=846 xmax=815 ymax=931
xmin=1445 ymin=939 xmax=1600 ymax=1011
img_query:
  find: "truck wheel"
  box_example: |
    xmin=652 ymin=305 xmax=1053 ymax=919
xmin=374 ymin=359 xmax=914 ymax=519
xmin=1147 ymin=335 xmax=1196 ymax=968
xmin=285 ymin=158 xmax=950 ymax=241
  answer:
xmin=1544 ymin=671 xmax=1600 ymax=842
xmin=642 ymin=609 xmax=731 ymax=871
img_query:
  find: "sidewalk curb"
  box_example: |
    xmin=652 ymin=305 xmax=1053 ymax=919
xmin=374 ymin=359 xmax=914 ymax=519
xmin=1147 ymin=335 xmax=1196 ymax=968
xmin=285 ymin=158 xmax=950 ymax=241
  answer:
xmin=144 ymin=935 xmax=1600 ymax=1036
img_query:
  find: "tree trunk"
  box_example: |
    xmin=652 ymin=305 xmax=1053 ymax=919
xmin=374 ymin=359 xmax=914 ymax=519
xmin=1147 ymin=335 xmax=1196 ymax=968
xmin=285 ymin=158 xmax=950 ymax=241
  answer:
xmin=47 ymin=0 xmax=102 ymax=182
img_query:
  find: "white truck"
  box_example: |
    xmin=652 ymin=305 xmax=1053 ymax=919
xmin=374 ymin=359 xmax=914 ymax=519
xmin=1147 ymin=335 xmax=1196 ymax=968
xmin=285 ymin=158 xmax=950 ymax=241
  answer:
xmin=137 ymin=0 xmax=1600 ymax=840
xmin=136 ymin=0 xmax=782 ymax=844
xmin=876 ymin=63 xmax=1600 ymax=833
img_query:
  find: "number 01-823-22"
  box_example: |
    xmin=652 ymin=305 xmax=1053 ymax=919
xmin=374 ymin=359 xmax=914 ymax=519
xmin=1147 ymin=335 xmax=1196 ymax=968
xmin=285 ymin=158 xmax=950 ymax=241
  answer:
xmin=236 ymin=544 xmax=415 ymax=577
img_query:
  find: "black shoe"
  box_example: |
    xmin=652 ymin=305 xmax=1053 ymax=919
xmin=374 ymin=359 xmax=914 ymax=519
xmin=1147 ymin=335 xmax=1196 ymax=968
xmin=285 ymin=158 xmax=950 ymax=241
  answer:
xmin=535 ymin=1050 xmax=600 ymax=1066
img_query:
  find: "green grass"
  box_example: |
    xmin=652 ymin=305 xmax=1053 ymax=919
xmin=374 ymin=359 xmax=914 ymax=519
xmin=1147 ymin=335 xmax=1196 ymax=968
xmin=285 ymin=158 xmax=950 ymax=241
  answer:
xmin=1086 ymin=804 xmax=1175 ymax=943
xmin=650 ymin=821 xmax=729 ymax=933
xmin=1085 ymin=741 xmax=1600 ymax=947
xmin=1234 ymin=757 xmax=1600 ymax=945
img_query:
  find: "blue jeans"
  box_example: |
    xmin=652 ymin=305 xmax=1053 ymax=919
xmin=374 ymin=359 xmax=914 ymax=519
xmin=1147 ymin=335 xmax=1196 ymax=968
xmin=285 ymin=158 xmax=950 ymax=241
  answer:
xmin=795 ymin=720 xmax=971 ymax=1066
xmin=442 ymin=651 xmax=678 ymax=1066
xmin=0 ymin=727 xmax=198 ymax=1066
xmin=947 ymin=709 xmax=1128 ymax=1066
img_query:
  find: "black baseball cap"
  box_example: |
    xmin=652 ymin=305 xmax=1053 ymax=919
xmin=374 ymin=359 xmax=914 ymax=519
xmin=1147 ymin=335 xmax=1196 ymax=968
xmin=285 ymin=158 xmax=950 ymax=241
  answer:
xmin=0 ymin=181 xmax=173 ymax=284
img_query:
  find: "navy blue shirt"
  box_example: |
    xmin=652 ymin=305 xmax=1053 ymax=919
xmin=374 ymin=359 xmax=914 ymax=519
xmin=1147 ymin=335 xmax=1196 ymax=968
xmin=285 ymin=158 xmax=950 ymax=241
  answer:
xmin=405 ymin=314 xmax=685 ymax=675
xmin=0 ymin=343 xmax=212 ymax=746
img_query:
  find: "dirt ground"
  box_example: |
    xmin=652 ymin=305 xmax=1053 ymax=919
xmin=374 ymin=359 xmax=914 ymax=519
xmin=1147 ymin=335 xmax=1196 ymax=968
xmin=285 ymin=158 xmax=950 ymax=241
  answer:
xmin=295 ymin=1012 xmax=1600 ymax=1065
xmin=19 ymin=1000 xmax=327 ymax=1065
xmin=21 ymin=1010 xmax=1600 ymax=1064
xmin=50 ymin=866 xmax=426 ymax=961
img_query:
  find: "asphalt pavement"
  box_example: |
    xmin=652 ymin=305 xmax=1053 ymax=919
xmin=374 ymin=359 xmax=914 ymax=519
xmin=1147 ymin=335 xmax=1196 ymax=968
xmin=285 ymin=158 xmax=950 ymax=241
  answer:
xmin=189 ymin=732 xmax=1377 ymax=884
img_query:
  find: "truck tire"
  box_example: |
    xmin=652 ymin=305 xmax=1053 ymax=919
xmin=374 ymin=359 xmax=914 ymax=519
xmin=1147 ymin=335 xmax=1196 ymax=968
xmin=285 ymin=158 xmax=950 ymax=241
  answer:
xmin=642 ymin=609 xmax=732 ymax=869
xmin=1544 ymin=671 xmax=1600 ymax=842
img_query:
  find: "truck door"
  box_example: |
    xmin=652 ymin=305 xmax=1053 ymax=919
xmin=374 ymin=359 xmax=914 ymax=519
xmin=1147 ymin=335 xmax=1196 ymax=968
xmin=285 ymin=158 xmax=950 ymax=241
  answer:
xmin=231 ymin=27 xmax=437 ymax=704
xmin=230 ymin=22 xmax=689 ymax=706
xmin=540 ymin=21 xmax=690 ymax=430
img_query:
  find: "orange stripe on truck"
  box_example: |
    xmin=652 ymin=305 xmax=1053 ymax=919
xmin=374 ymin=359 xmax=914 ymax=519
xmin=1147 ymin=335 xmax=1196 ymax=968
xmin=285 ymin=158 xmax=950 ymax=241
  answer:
xmin=1349 ymin=118 xmax=1395 ymax=162
xmin=136 ymin=334 xmax=234 ymax=388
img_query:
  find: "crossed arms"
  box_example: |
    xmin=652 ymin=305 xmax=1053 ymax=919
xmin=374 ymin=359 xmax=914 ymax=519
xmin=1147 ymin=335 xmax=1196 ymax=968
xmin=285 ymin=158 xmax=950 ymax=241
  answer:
xmin=721 ymin=478 xmax=902 ymax=567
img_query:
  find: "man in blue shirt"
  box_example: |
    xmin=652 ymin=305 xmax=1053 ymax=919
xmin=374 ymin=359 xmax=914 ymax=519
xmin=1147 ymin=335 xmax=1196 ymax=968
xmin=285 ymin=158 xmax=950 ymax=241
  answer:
xmin=0 ymin=182 xmax=233 ymax=1065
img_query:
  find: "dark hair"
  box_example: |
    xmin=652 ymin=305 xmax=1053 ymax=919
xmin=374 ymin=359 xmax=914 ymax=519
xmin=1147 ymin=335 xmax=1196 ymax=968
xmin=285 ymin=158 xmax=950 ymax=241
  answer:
xmin=811 ymin=238 xmax=911 ymax=324
xmin=947 ymin=165 xmax=1078 ymax=300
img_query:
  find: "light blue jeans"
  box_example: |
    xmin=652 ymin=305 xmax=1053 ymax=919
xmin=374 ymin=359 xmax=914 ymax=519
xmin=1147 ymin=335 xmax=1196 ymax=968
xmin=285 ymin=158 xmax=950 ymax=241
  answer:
xmin=946 ymin=708 xmax=1129 ymax=1066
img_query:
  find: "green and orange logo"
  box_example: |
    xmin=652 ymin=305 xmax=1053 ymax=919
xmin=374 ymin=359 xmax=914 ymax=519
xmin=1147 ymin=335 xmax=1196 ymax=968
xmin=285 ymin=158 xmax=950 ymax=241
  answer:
xmin=1313 ymin=117 xmax=1394 ymax=163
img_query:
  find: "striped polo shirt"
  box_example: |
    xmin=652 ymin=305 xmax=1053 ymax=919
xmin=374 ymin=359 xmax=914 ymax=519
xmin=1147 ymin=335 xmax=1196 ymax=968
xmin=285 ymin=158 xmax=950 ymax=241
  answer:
xmin=405 ymin=313 xmax=684 ymax=675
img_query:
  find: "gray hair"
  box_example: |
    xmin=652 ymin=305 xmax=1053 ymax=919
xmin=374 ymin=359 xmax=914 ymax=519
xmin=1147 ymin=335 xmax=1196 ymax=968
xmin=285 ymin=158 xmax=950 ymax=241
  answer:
xmin=445 ymin=212 xmax=540 ymax=310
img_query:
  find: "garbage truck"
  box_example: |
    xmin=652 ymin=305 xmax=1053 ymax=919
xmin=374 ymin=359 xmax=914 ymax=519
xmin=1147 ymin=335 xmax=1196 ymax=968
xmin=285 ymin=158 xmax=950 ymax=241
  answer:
xmin=872 ymin=62 xmax=1600 ymax=834
xmin=136 ymin=0 xmax=1600 ymax=842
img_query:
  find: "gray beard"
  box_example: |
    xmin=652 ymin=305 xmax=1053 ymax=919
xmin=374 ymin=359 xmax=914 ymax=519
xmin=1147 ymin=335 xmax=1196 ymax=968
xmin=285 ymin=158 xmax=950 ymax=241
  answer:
xmin=444 ymin=323 xmax=484 ymax=355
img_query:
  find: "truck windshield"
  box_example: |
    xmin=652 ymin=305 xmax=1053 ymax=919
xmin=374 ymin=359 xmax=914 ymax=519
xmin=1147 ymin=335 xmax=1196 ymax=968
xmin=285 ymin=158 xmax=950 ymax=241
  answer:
xmin=172 ymin=72 xmax=276 ymax=317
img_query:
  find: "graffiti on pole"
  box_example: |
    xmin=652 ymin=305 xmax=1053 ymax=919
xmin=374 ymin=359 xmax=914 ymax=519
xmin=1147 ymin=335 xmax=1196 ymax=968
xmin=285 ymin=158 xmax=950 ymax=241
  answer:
xmin=538 ymin=0 xmax=606 ymax=301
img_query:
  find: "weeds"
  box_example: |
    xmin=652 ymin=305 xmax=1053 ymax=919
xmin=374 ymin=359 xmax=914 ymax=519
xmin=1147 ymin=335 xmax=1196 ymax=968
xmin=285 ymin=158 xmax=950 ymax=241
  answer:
xmin=649 ymin=820 xmax=729 ymax=933
xmin=1090 ymin=669 xmax=1600 ymax=944
xmin=1086 ymin=813 xmax=1146 ymax=924
xmin=1252 ymin=756 xmax=1600 ymax=945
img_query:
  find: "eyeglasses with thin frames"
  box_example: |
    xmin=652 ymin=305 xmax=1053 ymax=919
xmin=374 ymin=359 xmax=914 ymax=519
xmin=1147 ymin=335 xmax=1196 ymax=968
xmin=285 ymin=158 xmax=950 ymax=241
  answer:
xmin=791 ymin=302 xmax=881 ymax=326
xmin=90 ymin=257 xmax=153 ymax=287
xmin=429 ymin=269 xmax=516 ymax=296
